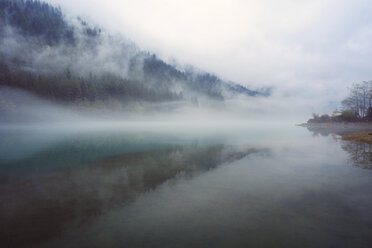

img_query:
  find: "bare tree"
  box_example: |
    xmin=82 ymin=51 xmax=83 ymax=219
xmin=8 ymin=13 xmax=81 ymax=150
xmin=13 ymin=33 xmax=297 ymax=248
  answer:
xmin=342 ymin=81 xmax=372 ymax=118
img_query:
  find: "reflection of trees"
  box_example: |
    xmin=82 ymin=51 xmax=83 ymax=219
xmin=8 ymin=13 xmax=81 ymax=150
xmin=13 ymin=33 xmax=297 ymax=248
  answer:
xmin=305 ymin=126 xmax=366 ymax=137
xmin=0 ymin=145 xmax=267 ymax=248
xmin=306 ymin=126 xmax=333 ymax=137
xmin=304 ymin=126 xmax=372 ymax=169
xmin=305 ymin=127 xmax=344 ymax=142
xmin=341 ymin=141 xmax=372 ymax=170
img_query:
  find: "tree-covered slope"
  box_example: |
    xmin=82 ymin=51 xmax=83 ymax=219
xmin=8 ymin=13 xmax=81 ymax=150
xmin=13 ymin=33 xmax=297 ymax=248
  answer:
xmin=0 ymin=0 xmax=267 ymax=109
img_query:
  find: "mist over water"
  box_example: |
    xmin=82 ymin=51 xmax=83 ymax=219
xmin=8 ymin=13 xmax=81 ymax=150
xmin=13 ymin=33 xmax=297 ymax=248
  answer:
xmin=2 ymin=1 xmax=372 ymax=247
xmin=0 ymin=86 xmax=304 ymax=127
xmin=1 ymin=122 xmax=372 ymax=248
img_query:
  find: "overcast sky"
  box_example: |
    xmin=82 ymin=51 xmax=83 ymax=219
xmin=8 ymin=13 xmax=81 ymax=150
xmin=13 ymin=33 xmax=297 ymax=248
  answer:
xmin=47 ymin=0 xmax=372 ymax=116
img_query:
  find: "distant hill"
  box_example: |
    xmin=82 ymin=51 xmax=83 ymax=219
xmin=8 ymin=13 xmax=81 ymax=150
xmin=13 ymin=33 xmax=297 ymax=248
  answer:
xmin=0 ymin=0 xmax=268 ymax=110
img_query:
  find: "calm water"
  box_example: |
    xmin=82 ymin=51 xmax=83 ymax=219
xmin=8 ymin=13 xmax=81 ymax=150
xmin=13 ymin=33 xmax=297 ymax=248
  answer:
xmin=0 ymin=124 xmax=372 ymax=248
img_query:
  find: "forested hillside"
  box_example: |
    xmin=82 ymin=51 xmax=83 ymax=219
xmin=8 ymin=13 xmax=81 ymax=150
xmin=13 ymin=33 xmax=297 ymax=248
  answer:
xmin=0 ymin=0 xmax=266 ymax=110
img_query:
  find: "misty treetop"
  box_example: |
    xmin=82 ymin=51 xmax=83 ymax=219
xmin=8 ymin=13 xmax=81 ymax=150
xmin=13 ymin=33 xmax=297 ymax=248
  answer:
xmin=0 ymin=0 xmax=74 ymax=45
xmin=0 ymin=0 xmax=266 ymax=110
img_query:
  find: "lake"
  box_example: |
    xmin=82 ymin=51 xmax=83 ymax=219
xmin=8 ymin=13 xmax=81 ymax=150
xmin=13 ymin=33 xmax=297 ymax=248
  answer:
xmin=0 ymin=123 xmax=371 ymax=248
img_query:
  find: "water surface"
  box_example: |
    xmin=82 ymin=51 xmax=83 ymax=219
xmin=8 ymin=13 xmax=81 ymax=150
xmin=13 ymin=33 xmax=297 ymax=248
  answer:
xmin=0 ymin=124 xmax=371 ymax=248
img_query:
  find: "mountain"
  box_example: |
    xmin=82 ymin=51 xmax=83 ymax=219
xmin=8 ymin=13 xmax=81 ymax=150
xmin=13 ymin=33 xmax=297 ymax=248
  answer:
xmin=0 ymin=0 xmax=268 ymax=111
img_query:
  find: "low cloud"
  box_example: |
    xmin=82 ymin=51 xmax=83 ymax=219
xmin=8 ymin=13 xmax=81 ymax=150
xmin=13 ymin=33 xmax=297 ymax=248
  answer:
xmin=46 ymin=0 xmax=372 ymax=117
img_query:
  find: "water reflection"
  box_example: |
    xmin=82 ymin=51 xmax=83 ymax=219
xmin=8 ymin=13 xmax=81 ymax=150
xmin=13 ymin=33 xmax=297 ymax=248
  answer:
xmin=341 ymin=141 xmax=372 ymax=170
xmin=40 ymin=128 xmax=372 ymax=248
xmin=2 ymin=125 xmax=372 ymax=248
xmin=0 ymin=137 xmax=267 ymax=247
xmin=303 ymin=126 xmax=372 ymax=169
xmin=0 ymin=130 xmax=191 ymax=179
xmin=304 ymin=125 xmax=372 ymax=137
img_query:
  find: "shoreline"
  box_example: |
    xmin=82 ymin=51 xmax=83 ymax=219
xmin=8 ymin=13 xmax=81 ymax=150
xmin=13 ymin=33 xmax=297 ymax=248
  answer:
xmin=297 ymin=122 xmax=372 ymax=129
xmin=298 ymin=122 xmax=372 ymax=143
xmin=297 ymin=122 xmax=372 ymax=133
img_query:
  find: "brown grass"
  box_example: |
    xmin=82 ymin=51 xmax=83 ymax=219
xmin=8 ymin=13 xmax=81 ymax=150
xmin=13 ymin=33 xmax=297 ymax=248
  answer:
xmin=342 ymin=131 xmax=372 ymax=144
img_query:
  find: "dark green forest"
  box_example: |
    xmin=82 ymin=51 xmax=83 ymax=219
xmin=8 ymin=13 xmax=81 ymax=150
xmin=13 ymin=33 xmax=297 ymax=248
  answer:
xmin=0 ymin=63 xmax=181 ymax=106
xmin=0 ymin=0 xmax=265 ymax=110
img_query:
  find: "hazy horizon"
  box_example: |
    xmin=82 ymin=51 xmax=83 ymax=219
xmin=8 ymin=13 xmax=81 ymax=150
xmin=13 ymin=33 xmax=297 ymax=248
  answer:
xmin=2 ymin=2 xmax=372 ymax=247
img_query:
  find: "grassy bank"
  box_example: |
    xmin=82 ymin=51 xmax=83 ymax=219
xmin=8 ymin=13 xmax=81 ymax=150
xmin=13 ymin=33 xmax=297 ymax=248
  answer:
xmin=342 ymin=131 xmax=372 ymax=144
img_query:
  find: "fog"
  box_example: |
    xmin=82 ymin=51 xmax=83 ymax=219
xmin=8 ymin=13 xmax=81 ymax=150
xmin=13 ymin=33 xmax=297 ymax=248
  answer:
xmin=0 ymin=86 xmax=301 ymax=127
xmin=0 ymin=24 xmax=139 ymax=79
xmin=45 ymin=0 xmax=372 ymax=117
xmin=0 ymin=22 xmax=317 ymax=123
xmin=4 ymin=3 xmax=372 ymax=248
xmin=2 ymin=0 xmax=370 ymax=124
